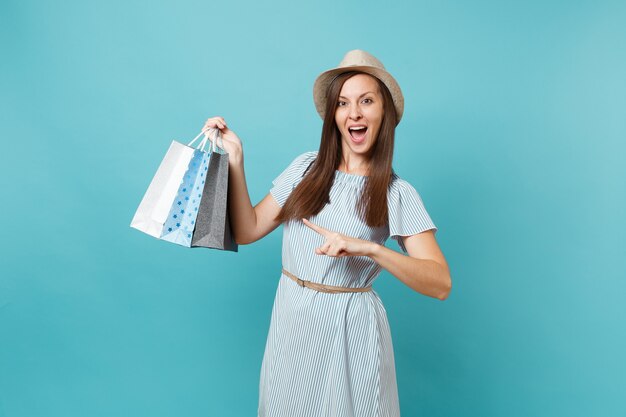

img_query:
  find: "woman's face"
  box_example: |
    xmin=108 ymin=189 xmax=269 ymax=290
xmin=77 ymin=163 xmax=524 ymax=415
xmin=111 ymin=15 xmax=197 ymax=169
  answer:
xmin=334 ymin=73 xmax=384 ymax=161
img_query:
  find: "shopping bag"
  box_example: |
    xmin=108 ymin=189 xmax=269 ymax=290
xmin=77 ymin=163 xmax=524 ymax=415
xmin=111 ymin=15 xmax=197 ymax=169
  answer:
xmin=130 ymin=130 xmax=211 ymax=240
xmin=190 ymin=128 xmax=238 ymax=252
xmin=158 ymin=146 xmax=210 ymax=247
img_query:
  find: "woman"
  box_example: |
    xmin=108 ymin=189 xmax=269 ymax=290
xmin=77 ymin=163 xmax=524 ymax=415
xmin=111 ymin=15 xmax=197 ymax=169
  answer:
xmin=203 ymin=50 xmax=451 ymax=417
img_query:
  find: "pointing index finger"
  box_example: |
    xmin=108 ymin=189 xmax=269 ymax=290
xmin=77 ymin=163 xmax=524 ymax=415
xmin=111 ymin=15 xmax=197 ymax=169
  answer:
xmin=301 ymin=218 xmax=329 ymax=237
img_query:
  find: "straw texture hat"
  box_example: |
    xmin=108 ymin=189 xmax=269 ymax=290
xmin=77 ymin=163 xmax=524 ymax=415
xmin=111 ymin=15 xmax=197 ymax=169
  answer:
xmin=313 ymin=49 xmax=404 ymax=126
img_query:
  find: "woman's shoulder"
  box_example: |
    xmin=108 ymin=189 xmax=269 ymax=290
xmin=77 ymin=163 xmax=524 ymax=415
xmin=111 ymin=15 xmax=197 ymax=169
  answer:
xmin=387 ymin=171 xmax=432 ymax=207
xmin=293 ymin=150 xmax=318 ymax=162
xmin=277 ymin=151 xmax=318 ymax=178
xmin=389 ymin=171 xmax=416 ymax=193
xmin=287 ymin=150 xmax=318 ymax=172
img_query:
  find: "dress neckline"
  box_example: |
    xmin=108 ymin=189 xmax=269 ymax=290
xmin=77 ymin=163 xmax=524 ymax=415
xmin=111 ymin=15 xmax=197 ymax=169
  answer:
xmin=334 ymin=169 xmax=368 ymax=184
xmin=335 ymin=169 xmax=368 ymax=178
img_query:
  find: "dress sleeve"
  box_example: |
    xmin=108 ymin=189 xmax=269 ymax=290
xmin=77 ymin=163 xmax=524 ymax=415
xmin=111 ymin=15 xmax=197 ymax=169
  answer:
xmin=270 ymin=151 xmax=318 ymax=207
xmin=388 ymin=177 xmax=438 ymax=253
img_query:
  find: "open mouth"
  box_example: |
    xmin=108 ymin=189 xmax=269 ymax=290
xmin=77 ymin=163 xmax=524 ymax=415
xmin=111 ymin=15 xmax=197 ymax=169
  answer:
xmin=348 ymin=126 xmax=368 ymax=142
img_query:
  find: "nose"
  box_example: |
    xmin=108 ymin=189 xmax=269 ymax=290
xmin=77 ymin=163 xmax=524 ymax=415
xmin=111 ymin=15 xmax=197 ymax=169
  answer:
xmin=349 ymin=103 xmax=362 ymax=120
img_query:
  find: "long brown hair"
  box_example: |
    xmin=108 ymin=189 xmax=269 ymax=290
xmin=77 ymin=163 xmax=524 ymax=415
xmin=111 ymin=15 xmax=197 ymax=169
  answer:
xmin=274 ymin=70 xmax=397 ymax=227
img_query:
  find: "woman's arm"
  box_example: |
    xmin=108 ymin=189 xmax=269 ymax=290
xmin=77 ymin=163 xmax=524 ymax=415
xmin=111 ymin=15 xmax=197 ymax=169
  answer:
xmin=302 ymin=219 xmax=451 ymax=300
xmin=228 ymin=163 xmax=282 ymax=244
xmin=367 ymin=230 xmax=452 ymax=300
xmin=202 ymin=116 xmax=282 ymax=245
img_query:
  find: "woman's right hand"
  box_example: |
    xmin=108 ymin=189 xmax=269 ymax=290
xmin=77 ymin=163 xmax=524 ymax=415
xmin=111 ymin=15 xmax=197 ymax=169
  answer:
xmin=202 ymin=116 xmax=243 ymax=166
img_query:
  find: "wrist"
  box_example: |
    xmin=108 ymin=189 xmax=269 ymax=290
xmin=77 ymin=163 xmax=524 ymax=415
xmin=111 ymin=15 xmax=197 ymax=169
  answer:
xmin=365 ymin=241 xmax=383 ymax=258
xmin=228 ymin=153 xmax=243 ymax=168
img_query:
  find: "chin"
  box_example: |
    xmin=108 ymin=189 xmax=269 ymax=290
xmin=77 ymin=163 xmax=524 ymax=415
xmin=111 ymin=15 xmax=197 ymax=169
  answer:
xmin=342 ymin=138 xmax=372 ymax=154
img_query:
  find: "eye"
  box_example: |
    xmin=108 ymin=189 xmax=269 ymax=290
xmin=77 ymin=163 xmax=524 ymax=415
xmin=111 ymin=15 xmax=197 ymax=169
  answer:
xmin=337 ymin=100 xmax=347 ymax=106
xmin=362 ymin=98 xmax=373 ymax=104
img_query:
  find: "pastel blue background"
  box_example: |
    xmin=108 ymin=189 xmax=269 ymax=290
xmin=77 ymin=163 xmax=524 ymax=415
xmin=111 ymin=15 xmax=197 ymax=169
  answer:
xmin=1 ymin=0 xmax=624 ymax=416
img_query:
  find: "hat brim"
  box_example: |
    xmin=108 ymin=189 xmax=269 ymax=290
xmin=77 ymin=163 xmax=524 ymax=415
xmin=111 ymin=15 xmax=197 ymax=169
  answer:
xmin=313 ymin=65 xmax=404 ymax=126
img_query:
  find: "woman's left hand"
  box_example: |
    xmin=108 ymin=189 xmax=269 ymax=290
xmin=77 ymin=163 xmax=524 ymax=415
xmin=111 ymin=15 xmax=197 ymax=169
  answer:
xmin=302 ymin=218 xmax=376 ymax=258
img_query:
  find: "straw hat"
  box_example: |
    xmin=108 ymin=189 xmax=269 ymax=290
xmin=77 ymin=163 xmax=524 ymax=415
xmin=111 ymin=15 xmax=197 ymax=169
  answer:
xmin=313 ymin=49 xmax=404 ymax=126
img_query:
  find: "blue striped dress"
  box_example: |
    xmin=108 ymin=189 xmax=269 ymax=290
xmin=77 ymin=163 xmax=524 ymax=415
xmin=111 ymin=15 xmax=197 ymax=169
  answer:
xmin=258 ymin=151 xmax=437 ymax=417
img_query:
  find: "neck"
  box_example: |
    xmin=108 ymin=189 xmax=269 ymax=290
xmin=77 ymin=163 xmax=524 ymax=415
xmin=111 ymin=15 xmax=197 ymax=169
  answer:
xmin=339 ymin=154 xmax=370 ymax=176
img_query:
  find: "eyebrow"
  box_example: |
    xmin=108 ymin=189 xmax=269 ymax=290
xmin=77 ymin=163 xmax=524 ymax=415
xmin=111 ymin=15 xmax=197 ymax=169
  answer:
xmin=338 ymin=91 xmax=376 ymax=99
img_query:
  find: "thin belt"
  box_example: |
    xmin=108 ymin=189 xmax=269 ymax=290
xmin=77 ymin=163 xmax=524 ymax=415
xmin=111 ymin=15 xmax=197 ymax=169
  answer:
xmin=282 ymin=268 xmax=372 ymax=294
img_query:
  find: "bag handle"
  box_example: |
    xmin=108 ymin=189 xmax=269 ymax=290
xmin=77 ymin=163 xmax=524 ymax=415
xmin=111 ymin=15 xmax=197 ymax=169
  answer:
xmin=186 ymin=128 xmax=225 ymax=153
xmin=187 ymin=130 xmax=208 ymax=148
xmin=202 ymin=127 xmax=226 ymax=154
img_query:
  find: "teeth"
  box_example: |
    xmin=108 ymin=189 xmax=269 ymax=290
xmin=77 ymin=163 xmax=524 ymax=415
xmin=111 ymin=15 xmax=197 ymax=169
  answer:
xmin=350 ymin=126 xmax=366 ymax=130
